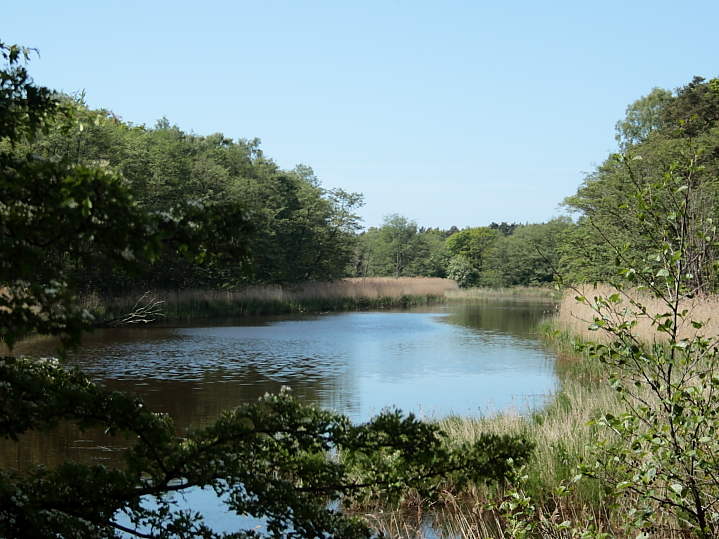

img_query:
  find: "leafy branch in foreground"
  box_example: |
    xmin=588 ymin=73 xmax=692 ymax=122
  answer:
xmin=0 ymin=358 xmax=531 ymax=539
xmin=569 ymin=137 xmax=719 ymax=538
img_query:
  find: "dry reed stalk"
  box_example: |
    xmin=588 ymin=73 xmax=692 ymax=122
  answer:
xmin=91 ymin=278 xmax=459 ymax=311
xmin=558 ymin=284 xmax=719 ymax=343
xmin=281 ymin=278 xmax=458 ymax=299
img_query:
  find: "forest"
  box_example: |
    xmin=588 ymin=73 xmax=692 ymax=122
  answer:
xmin=0 ymin=90 xmax=575 ymax=297
xmin=14 ymin=76 xmax=719 ymax=299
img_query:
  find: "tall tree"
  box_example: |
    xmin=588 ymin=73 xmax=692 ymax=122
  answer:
xmin=370 ymin=214 xmax=420 ymax=277
xmin=445 ymin=227 xmax=498 ymax=275
xmin=482 ymin=218 xmax=573 ymax=287
xmin=615 ymin=87 xmax=673 ymax=148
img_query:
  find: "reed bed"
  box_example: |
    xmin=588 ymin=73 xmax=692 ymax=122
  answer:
xmin=445 ymin=286 xmax=561 ymax=301
xmin=557 ymin=283 xmax=719 ymax=343
xmin=432 ymin=375 xmax=621 ymax=501
xmin=83 ymin=278 xmax=459 ymax=322
xmin=352 ymin=372 xmax=626 ymax=539
xmin=354 ymin=287 xmax=719 ymax=538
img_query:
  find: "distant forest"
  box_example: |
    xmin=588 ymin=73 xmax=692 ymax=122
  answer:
xmin=17 ymin=75 xmax=719 ymax=293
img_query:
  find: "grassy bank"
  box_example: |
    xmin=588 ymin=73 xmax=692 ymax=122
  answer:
xmin=340 ymin=303 xmax=626 ymax=535
xmin=445 ymin=285 xmax=562 ymax=301
xmin=85 ymin=281 xmax=568 ymax=324
xmin=355 ymin=289 xmax=719 ymax=538
xmin=85 ymin=277 xmax=459 ymax=322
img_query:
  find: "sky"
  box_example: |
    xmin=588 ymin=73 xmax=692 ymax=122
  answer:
xmin=2 ymin=1 xmax=718 ymax=230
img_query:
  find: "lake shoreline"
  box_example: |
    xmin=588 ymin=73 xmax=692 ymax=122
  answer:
xmin=81 ymin=279 xmax=561 ymax=327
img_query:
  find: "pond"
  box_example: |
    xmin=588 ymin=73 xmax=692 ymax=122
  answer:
xmin=3 ymin=299 xmax=558 ymax=535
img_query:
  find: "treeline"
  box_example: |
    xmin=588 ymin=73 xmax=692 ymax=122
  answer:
xmin=16 ymin=94 xmax=574 ymax=294
xmin=352 ymin=215 xmax=571 ymax=288
xmin=373 ymin=76 xmax=719 ymax=289
xmin=11 ymin=100 xmax=364 ymax=295
xmin=19 ymin=75 xmax=719 ymax=295
xmin=561 ymin=76 xmax=719 ymax=286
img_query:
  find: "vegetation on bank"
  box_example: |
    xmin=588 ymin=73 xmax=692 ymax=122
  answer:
xmin=0 ymin=43 xmax=533 ymax=539
xmin=357 ymin=280 xmax=719 ymax=539
xmin=357 ymin=112 xmax=719 ymax=536
xmin=83 ymin=281 xmax=567 ymax=328
xmin=87 ymin=278 xmax=458 ymax=321
xmin=445 ymin=285 xmax=561 ymax=301
xmin=347 ymin=315 xmax=620 ymax=536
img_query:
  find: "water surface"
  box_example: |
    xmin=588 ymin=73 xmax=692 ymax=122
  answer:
xmin=4 ymin=299 xmax=558 ymax=535
xmin=5 ymin=300 xmax=557 ymax=468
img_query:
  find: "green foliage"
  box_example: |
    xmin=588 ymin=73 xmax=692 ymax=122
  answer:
xmin=0 ymin=49 xmax=253 ymax=351
xmin=446 ymin=255 xmax=479 ymax=288
xmin=353 ymin=215 xmax=450 ymax=278
xmin=24 ymin=95 xmax=363 ymax=290
xmin=562 ymin=75 xmax=719 ymax=285
xmin=445 ymin=226 xmax=498 ymax=275
xmin=571 ymin=143 xmax=719 ymax=538
xmin=375 ymin=214 xmax=420 ymax=277
xmin=0 ymin=42 xmax=533 ymax=538
xmin=481 ymin=218 xmax=573 ymax=287
xmin=0 ymin=365 xmax=532 ymax=539
xmin=615 ymin=87 xmax=673 ymax=147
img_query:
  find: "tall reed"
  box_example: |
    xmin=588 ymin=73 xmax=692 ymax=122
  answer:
xmin=445 ymin=286 xmax=561 ymax=301
xmin=557 ymin=283 xmax=719 ymax=343
xmin=352 ymin=288 xmax=719 ymax=538
xmin=84 ymin=278 xmax=459 ymax=322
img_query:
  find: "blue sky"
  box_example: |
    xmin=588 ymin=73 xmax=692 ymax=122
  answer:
xmin=3 ymin=1 xmax=717 ymax=229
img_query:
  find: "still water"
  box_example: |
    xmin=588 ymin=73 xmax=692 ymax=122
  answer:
xmin=4 ymin=300 xmax=558 ymax=535
xmin=14 ymin=300 xmax=556 ymax=416
xmin=5 ymin=300 xmax=557 ymax=468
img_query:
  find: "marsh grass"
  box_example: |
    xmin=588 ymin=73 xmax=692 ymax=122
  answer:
xmin=446 ymin=286 xmax=562 ymax=301
xmin=557 ymin=283 xmax=719 ymax=343
xmin=353 ymin=373 xmax=623 ymax=538
xmin=85 ymin=278 xmax=459 ymax=322
xmin=355 ymin=289 xmax=719 ymax=538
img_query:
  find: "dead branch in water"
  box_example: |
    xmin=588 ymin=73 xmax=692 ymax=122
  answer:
xmin=94 ymin=293 xmax=165 ymax=328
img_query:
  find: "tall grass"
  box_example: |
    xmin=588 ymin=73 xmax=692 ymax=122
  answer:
xmin=557 ymin=283 xmax=719 ymax=343
xmin=85 ymin=278 xmax=459 ymax=322
xmin=352 ymin=367 xmax=625 ymax=538
xmin=354 ymin=289 xmax=719 ymax=538
xmin=446 ymin=286 xmax=561 ymax=301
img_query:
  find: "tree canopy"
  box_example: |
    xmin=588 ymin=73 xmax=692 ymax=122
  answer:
xmin=561 ymin=75 xmax=719 ymax=286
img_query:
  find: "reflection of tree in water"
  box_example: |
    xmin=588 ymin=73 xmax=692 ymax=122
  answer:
xmin=0 ymin=370 xmax=345 ymax=470
xmin=102 ymin=369 xmax=338 ymax=430
xmin=0 ymin=423 xmax=127 ymax=469
xmin=2 ymin=305 xmax=554 ymax=470
xmin=443 ymin=300 xmax=557 ymax=337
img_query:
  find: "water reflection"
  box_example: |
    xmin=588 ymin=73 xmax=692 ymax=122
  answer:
xmin=4 ymin=301 xmax=558 ymax=468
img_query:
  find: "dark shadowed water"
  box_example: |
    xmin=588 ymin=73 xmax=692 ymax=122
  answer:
xmin=3 ymin=299 xmax=558 ymax=535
